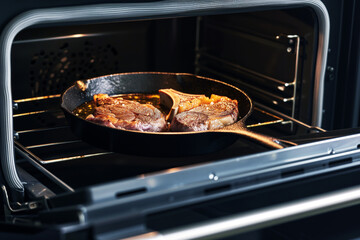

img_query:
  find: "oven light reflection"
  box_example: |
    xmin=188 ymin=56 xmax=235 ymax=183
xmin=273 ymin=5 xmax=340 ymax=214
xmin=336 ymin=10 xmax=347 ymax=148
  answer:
xmin=164 ymin=168 xmax=182 ymax=173
xmin=13 ymin=110 xmax=47 ymax=117
xmin=14 ymin=94 xmax=60 ymax=103
xmin=13 ymin=33 xmax=102 ymax=44
xmin=139 ymin=167 xmax=183 ymax=179
xmin=277 ymin=86 xmax=285 ymax=91
xmin=71 ymin=34 xmax=86 ymax=38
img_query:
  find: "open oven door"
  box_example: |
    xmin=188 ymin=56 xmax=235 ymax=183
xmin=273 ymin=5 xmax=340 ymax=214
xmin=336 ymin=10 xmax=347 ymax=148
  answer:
xmin=3 ymin=129 xmax=360 ymax=239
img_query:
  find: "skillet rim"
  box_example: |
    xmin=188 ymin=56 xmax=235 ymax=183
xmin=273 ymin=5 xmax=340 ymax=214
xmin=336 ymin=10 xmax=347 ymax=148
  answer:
xmin=60 ymin=71 xmax=254 ymax=135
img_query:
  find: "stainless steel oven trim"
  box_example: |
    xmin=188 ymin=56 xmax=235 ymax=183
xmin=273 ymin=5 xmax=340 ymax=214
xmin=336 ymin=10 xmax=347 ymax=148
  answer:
xmin=0 ymin=0 xmax=329 ymax=200
xmin=124 ymin=184 xmax=360 ymax=240
xmin=60 ymin=148 xmax=360 ymax=239
xmin=80 ymin=132 xmax=360 ymax=204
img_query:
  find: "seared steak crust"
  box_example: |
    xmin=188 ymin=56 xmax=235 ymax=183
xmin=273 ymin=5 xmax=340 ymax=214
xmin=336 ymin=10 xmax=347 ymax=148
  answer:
xmin=170 ymin=98 xmax=239 ymax=131
xmin=85 ymin=90 xmax=238 ymax=132
xmin=159 ymin=89 xmax=239 ymax=131
xmin=86 ymin=94 xmax=167 ymax=132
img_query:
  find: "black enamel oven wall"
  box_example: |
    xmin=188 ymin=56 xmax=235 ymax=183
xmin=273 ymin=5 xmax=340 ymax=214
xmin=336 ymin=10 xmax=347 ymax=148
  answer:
xmin=321 ymin=0 xmax=360 ymax=130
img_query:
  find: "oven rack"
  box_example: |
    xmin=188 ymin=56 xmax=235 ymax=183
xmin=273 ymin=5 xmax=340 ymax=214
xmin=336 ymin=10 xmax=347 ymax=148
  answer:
xmin=13 ymin=94 xmax=294 ymax=163
xmin=12 ymin=94 xmax=319 ymax=192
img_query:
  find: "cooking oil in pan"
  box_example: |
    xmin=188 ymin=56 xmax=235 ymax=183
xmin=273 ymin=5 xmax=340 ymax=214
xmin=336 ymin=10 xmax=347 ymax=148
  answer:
xmin=73 ymin=94 xmax=165 ymax=119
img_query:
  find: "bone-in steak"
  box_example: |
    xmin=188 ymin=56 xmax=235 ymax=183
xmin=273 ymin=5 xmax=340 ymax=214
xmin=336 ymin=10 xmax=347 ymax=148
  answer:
xmin=86 ymin=94 xmax=167 ymax=132
xmin=159 ymin=89 xmax=239 ymax=131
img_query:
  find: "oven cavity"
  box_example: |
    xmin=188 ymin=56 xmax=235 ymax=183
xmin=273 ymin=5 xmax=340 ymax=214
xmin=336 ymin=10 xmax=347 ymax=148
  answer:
xmin=9 ymin=10 xmax=327 ymax=196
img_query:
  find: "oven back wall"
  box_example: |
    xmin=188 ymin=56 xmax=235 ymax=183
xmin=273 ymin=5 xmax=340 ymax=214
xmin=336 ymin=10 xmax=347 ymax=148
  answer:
xmin=11 ymin=18 xmax=197 ymax=99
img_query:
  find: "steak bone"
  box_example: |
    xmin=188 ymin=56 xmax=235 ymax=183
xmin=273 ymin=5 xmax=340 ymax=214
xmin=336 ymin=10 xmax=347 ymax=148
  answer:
xmin=159 ymin=88 xmax=206 ymax=121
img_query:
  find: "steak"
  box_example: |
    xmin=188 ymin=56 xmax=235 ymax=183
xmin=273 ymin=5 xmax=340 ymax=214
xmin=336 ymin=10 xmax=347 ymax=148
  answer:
xmin=86 ymin=94 xmax=167 ymax=132
xmin=159 ymin=89 xmax=239 ymax=131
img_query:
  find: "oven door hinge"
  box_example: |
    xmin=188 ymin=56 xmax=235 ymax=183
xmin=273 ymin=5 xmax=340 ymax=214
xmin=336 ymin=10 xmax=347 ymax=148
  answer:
xmin=1 ymin=185 xmax=45 ymax=213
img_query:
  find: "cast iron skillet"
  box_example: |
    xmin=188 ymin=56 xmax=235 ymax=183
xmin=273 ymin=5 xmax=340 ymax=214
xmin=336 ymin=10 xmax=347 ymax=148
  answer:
xmin=61 ymin=72 xmax=293 ymax=156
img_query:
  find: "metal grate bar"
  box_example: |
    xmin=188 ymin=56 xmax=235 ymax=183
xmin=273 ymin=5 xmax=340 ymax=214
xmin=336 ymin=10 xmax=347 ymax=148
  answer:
xmin=197 ymin=52 xmax=290 ymax=86
xmin=204 ymin=20 xmax=285 ymax=50
xmin=14 ymin=110 xmax=49 ymax=117
xmin=247 ymin=107 xmax=284 ymax=128
xmin=13 ymin=109 xmax=64 ymax=117
xmin=13 ymin=94 xmax=61 ymax=103
xmin=25 ymin=140 xmax=82 ymax=149
xmin=14 ymin=141 xmax=74 ymax=192
xmin=40 ymin=152 xmax=113 ymax=164
xmin=16 ymin=126 xmax=70 ymax=134
xmin=255 ymin=102 xmax=326 ymax=132
xmin=196 ymin=64 xmax=293 ymax=103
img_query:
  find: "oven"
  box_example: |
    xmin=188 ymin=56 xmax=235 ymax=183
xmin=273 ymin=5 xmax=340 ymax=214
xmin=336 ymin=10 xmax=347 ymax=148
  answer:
xmin=1 ymin=0 xmax=360 ymax=239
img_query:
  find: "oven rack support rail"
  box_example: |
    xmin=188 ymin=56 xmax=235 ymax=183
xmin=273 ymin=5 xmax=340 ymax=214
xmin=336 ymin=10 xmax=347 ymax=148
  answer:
xmin=195 ymin=19 xmax=302 ymax=124
xmin=0 ymin=0 xmax=329 ymax=207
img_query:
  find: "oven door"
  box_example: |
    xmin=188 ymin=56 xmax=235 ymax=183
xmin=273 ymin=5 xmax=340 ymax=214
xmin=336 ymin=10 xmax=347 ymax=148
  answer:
xmin=2 ymin=130 xmax=360 ymax=239
xmin=1 ymin=129 xmax=359 ymax=239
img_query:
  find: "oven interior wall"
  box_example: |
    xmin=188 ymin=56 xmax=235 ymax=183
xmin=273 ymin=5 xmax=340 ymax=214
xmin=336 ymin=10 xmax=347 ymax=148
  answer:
xmin=11 ymin=18 xmax=198 ymax=99
xmin=326 ymin=0 xmax=360 ymax=130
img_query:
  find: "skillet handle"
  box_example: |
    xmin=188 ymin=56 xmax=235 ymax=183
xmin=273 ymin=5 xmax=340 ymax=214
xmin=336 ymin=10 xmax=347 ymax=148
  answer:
xmin=217 ymin=125 xmax=296 ymax=149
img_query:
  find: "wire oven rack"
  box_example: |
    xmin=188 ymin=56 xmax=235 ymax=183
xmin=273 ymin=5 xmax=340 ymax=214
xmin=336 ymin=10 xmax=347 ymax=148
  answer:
xmin=12 ymin=94 xmax=322 ymax=193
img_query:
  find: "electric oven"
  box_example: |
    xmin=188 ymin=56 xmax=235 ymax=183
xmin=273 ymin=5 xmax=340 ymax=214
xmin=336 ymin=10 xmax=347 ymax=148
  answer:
xmin=1 ymin=0 xmax=360 ymax=239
